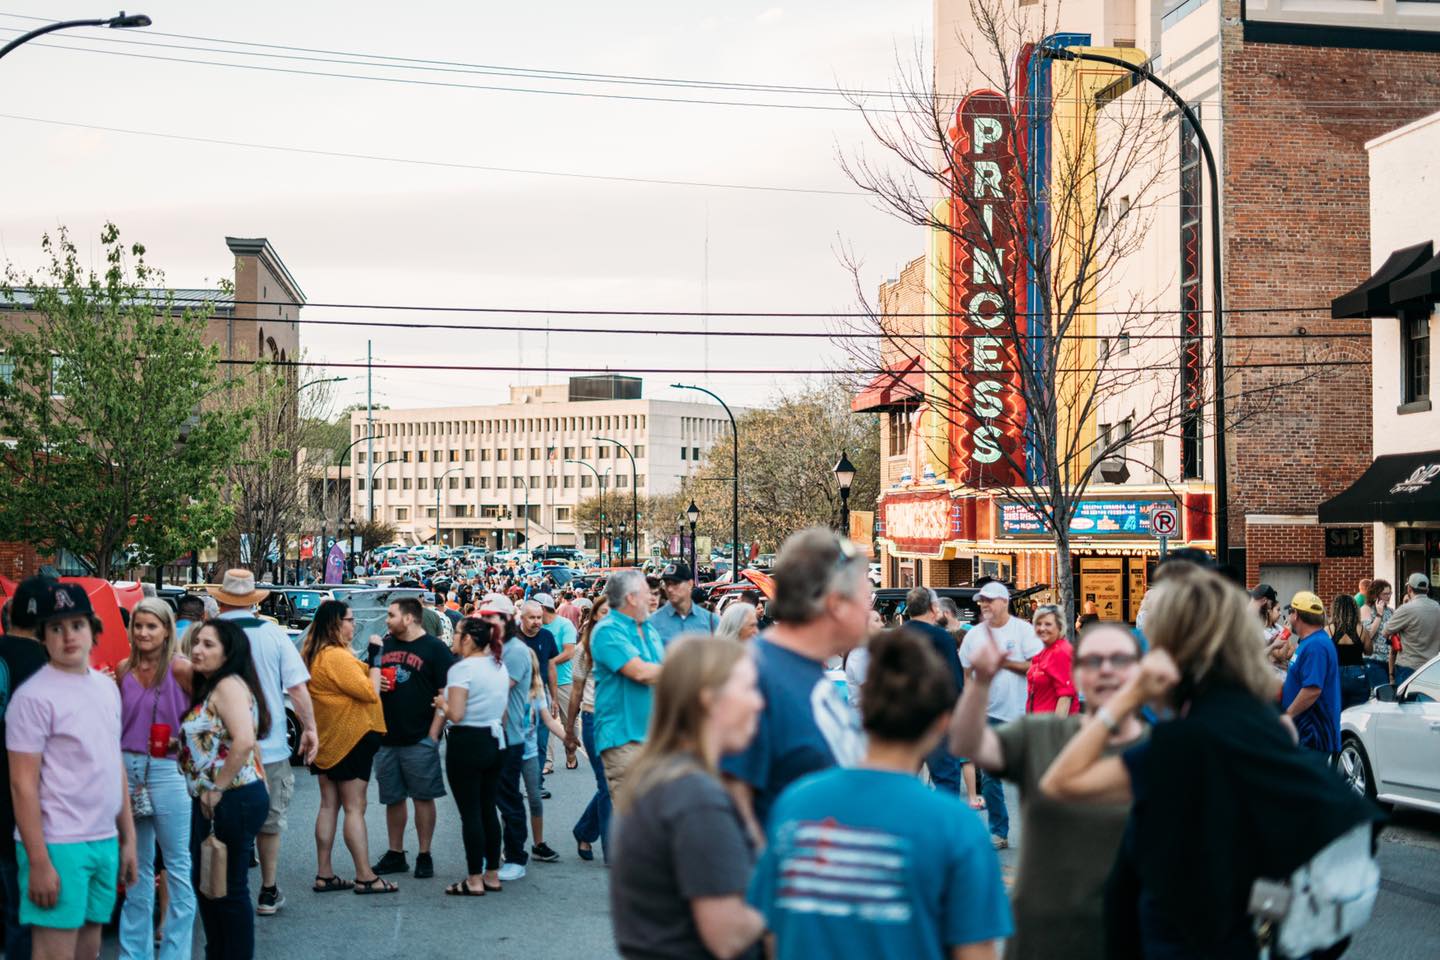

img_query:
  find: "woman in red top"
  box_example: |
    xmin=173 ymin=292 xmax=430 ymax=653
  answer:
xmin=1027 ymin=605 xmax=1079 ymax=715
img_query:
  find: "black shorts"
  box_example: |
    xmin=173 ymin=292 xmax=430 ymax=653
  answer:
xmin=311 ymin=731 xmax=382 ymax=783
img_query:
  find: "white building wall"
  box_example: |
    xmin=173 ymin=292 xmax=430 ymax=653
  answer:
xmin=348 ymin=393 xmax=739 ymax=550
xmin=1364 ymin=112 xmax=1440 ymax=578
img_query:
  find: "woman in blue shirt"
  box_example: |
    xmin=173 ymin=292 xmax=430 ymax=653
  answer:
xmin=749 ymin=629 xmax=1012 ymax=960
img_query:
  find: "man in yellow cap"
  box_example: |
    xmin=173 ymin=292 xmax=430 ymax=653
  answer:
xmin=1280 ymin=591 xmax=1341 ymax=758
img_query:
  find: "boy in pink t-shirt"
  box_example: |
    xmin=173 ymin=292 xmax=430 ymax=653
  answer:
xmin=6 ymin=583 xmax=137 ymax=959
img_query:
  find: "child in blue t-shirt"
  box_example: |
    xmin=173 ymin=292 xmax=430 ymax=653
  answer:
xmin=749 ymin=629 xmax=1012 ymax=960
xmin=520 ymin=650 xmax=568 ymax=863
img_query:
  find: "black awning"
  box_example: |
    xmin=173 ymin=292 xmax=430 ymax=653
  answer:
xmin=1318 ymin=450 xmax=1440 ymax=524
xmin=1389 ymin=249 xmax=1440 ymax=305
xmin=1330 ymin=241 xmax=1432 ymax=319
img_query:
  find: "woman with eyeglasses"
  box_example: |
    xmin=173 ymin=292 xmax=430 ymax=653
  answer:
xmin=1026 ymin=605 xmax=1079 ymax=716
xmin=1040 ymin=564 xmax=1379 ymax=960
xmin=949 ymin=620 xmax=1146 ymax=960
xmin=301 ymin=600 xmax=393 ymax=894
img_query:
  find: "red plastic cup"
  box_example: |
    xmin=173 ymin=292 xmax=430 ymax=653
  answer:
xmin=381 ymin=666 xmax=397 ymax=690
xmin=149 ymin=723 xmax=171 ymax=759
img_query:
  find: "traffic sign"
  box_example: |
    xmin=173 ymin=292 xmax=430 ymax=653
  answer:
xmin=1151 ymin=505 xmax=1179 ymax=537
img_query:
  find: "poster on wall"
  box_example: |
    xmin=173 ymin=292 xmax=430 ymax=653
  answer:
xmin=880 ymin=492 xmax=969 ymax=556
xmin=1079 ymin=557 xmax=1125 ymax=621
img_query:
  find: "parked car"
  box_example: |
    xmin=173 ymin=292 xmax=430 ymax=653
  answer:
xmin=258 ymin=587 xmax=331 ymax=629
xmin=1338 ymin=653 xmax=1440 ymax=813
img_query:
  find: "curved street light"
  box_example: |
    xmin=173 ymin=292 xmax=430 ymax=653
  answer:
xmin=594 ymin=437 xmax=638 ymax=565
xmin=0 ymin=11 xmax=151 ymax=63
xmin=565 ymin=458 xmax=604 ymax=560
xmin=436 ymin=466 xmax=463 ymax=548
xmin=672 ymin=384 xmax=740 ymax=583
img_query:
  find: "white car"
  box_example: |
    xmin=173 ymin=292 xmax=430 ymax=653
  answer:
xmin=1338 ymin=653 xmax=1440 ymax=813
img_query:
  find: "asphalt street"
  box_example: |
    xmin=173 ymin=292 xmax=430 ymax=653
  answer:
xmin=94 ymin=757 xmax=1440 ymax=959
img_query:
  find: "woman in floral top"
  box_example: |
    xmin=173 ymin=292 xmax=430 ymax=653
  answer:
xmin=179 ymin=619 xmax=271 ymax=960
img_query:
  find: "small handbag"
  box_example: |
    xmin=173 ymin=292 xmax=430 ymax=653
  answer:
xmin=129 ymin=688 xmax=161 ymax=820
xmin=198 ymin=817 xmax=228 ymax=900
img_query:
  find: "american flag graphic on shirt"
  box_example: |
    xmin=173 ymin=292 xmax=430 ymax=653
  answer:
xmin=774 ymin=818 xmax=912 ymax=924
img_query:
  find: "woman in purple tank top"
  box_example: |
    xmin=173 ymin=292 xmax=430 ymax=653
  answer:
xmin=116 ymin=598 xmax=195 ymax=960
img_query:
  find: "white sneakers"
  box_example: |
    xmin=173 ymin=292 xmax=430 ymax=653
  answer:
xmin=497 ymin=862 xmax=527 ymax=881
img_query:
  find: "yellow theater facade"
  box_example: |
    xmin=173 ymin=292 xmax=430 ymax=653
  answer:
xmin=855 ymin=40 xmax=1215 ymax=623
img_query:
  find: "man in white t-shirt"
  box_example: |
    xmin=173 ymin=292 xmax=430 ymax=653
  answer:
xmin=958 ymin=581 xmax=1041 ymax=849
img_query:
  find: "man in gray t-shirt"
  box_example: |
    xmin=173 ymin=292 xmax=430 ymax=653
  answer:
xmin=1387 ymin=574 xmax=1440 ymax=684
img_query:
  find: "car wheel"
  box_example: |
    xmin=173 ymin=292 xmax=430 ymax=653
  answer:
xmin=287 ymin=708 xmax=303 ymax=766
xmin=1337 ymin=735 xmax=1376 ymax=801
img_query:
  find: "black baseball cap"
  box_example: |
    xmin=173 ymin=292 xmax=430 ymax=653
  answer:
xmin=1250 ymin=583 xmax=1278 ymax=603
xmin=36 ymin=582 xmax=95 ymax=625
xmin=8 ymin=576 xmax=59 ymax=631
xmin=660 ymin=561 xmax=693 ymax=583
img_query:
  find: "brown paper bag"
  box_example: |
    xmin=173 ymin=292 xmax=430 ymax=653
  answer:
xmin=198 ymin=820 xmax=227 ymax=900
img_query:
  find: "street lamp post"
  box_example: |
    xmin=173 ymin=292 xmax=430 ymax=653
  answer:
xmin=565 ymin=458 xmax=604 ymax=559
xmin=325 ymin=433 xmax=374 ymax=576
xmin=619 ymin=520 xmax=628 ymax=566
xmin=1041 ymin=46 xmax=1228 ymax=564
xmin=672 ymin=384 xmax=740 ymax=584
xmin=686 ymin=500 xmax=700 ymax=579
xmin=606 ymin=525 xmax=615 ymax=567
xmin=436 ymin=467 xmax=463 ymax=549
xmin=363 ymin=457 xmax=401 ymax=573
xmin=273 ymin=376 xmax=345 ymax=585
xmin=834 ymin=451 xmax=856 ymax=536
xmin=594 ymin=437 xmax=638 ymax=565
xmin=0 ymin=11 xmax=151 ymax=63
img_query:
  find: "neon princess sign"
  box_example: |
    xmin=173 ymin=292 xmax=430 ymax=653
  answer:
xmin=949 ymin=90 xmax=1026 ymax=488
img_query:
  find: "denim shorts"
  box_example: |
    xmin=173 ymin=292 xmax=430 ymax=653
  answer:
xmin=17 ymin=836 xmax=118 ymax=929
xmin=375 ymin=739 xmax=446 ymax=805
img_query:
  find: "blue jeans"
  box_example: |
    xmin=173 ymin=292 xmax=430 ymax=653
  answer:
xmin=980 ymin=717 xmax=1010 ymax=839
xmin=1364 ymin=659 xmax=1392 ymax=691
xmin=1395 ymin=664 xmax=1416 ymax=687
xmin=0 ymin=852 xmax=29 ymax=960
xmin=925 ymin=740 xmax=964 ymax=796
xmin=190 ymin=780 xmax=268 ymax=960
xmin=121 ymin=755 xmax=195 ymax=960
xmin=572 ymin=711 xmax=611 ymax=860
xmin=494 ymin=743 xmax=529 ymax=865
xmin=536 ymin=719 xmax=550 ymax=788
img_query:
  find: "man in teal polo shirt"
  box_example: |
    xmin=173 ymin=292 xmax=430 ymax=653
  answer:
xmin=590 ymin=569 xmax=664 ymax=801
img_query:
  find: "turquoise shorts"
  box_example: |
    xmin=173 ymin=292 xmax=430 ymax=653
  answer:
xmin=16 ymin=837 xmax=118 ymax=929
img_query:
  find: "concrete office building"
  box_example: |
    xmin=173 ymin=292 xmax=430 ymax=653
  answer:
xmin=348 ymin=375 xmax=737 ymax=552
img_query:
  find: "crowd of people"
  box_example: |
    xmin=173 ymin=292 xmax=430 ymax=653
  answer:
xmin=0 ymin=528 xmax=1433 ymax=959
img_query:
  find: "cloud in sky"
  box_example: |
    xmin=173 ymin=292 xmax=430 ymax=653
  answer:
xmin=756 ymin=7 xmax=785 ymax=24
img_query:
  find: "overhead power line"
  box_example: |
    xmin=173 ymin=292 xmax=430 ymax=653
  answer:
xmin=214 ymin=357 xmax=1368 ymax=374
xmin=0 ymin=12 xmax=887 ymax=98
xmin=0 ymin=113 xmax=862 ymax=196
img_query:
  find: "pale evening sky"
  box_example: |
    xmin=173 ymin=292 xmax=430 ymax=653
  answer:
xmin=0 ymin=1 xmax=928 ymax=414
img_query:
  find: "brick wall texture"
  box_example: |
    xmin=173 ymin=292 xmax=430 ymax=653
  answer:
xmin=1243 ymin=522 xmax=1372 ymax=602
xmin=1220 ymin=10 xmax=1440 ymax=582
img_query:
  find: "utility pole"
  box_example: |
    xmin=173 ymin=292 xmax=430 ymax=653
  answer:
xmin=366 ymin=339 xmax=375 ymax=523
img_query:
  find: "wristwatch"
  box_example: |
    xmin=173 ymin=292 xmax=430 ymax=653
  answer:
xmin=1095 ymin=705 xmax=1121 ymax=734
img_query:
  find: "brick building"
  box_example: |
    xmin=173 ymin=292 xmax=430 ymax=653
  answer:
xmin=0 ymin=236 xmax=305 ymax=579
xmin=859 ymin=1 xmax=1440 ymax=615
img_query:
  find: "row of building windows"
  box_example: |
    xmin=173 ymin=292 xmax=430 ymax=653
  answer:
xmin=357 ymin=473 xmax=644 ymax=492
xmin=389 ymin=503 xmax=568 ymax=523
xmin=353 ymin=413 xmax=654 ymax=440
xmin=354 ymin=444 xmax=647 ymax=465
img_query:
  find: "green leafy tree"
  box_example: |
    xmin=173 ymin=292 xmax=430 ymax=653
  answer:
xmin=0 ymin=224 xmax=251 ymax=579
xmin=687 ymin=382 xmax=880 ymax=552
